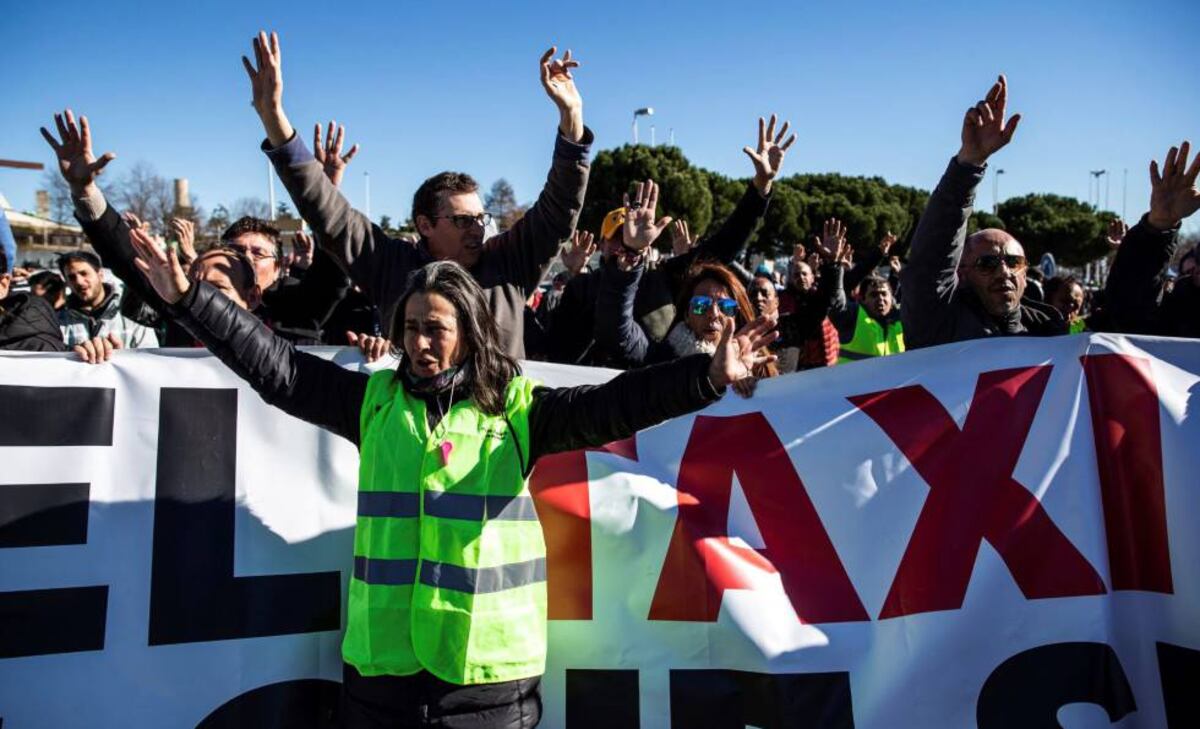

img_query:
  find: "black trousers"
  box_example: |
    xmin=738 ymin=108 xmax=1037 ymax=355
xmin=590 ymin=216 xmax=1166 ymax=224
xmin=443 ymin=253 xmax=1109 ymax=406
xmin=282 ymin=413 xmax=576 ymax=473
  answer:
xmin=340 ymin=664 xmax=542 ymax=729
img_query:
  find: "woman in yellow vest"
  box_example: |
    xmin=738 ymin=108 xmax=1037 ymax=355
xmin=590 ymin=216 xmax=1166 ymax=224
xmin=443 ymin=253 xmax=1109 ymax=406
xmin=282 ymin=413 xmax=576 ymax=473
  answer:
xmin=130 ymin=233 xmax=776 ymax=728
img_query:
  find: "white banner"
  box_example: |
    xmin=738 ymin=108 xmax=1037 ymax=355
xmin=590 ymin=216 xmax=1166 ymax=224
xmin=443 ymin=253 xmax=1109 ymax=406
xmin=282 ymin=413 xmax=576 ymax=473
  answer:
xmin=1 ymin=334 xmax=1199 ymax=728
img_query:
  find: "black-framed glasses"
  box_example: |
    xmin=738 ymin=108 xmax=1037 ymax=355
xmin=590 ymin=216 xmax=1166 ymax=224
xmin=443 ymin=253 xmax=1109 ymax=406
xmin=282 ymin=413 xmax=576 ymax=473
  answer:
xmin=689 ymin=295 xmax=738 ymax=317
xmin=433 ymin=213 xmax=493 ymax=230
xmin=973 ymin=254 xmax=1027 ymax=273
xmin=222 ymin=242 xmax=278 ymax=262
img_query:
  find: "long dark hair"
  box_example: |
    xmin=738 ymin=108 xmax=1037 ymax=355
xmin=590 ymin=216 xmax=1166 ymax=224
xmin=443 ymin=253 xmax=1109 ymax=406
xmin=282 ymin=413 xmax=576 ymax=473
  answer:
xmin=388 ymin=261 xmax=519 ymax=415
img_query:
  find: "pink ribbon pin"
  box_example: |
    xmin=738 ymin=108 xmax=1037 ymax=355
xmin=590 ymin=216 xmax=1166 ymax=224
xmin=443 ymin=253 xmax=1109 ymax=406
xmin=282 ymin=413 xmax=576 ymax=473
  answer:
xmin=439 ymin=441 xmax=454 ymax=466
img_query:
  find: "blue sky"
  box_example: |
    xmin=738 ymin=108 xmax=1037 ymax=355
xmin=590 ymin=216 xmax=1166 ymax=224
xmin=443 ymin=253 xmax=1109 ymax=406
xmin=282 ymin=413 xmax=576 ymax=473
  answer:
xmin=3 ymin=0 xmax=1199 ymax=236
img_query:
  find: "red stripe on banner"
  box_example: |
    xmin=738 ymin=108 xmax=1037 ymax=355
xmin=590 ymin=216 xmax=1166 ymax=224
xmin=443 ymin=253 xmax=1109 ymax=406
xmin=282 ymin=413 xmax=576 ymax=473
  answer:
xmin=649 ymin=413 xmax=868 ymax=623
xmin=851 ymin=366 xmax=1107 ymax=620
xmin=1080 ymin=354 xmax=1173 ymax=593
xmin=530 ymin=450 xmax=594 ymax=620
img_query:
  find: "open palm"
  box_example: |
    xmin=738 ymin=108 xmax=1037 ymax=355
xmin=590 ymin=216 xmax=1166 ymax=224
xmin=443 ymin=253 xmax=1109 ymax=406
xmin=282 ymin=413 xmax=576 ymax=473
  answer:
xmin=40 ymin=110 xmax=115 ymax=193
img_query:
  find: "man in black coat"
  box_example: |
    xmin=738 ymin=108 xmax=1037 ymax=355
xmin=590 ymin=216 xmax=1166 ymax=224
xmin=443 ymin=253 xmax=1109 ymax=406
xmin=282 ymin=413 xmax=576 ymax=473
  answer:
xmin=901 ymin=75 xmax=1066 ymax=350
xmin=0 ymin=248 xmax=66 ymax=352
xmin=1104 ymin=140 xmax=1200 ymax=338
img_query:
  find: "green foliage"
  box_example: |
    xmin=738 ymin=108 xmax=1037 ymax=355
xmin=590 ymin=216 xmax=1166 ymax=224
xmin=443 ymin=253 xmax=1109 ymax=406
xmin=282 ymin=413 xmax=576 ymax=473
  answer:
xmin=997 ymin=194 xmax=1112 ymax=266
xmin=581 ymin=143 xmax=1113 ymax=265
xmin=582 ymin=145 xmax=712 ymax=240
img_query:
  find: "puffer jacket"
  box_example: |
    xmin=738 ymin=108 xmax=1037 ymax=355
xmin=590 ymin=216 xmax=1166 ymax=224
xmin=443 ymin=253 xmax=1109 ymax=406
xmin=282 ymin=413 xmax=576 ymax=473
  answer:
xmin=0 ymin=293 xmax=67 ymax=352
xmin=58 ymin=284 xmax=158 ymax=348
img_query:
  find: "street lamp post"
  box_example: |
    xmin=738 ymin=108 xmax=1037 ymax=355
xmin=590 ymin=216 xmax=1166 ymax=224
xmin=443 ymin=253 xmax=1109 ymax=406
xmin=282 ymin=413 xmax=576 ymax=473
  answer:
xmin=993 ymin=168 xmax=1006 ymax=214
xmin=364 ymin=172 xmax=371 ymax=221
xmin=1089 ymin=169 xmax=1107 ymax=208
xmin=632 ymin=107 xmax=654 ymax=144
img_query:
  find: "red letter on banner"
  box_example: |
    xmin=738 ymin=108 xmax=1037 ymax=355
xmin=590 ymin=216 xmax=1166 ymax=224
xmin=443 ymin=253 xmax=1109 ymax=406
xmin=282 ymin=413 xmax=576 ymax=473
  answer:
xmin=1080 ymin=354 xmax=1173 ymax=593
xmin=850 ymin=366 xmax=1106 ymax=619
xmin=530 ymin=437 xmax=638 ymax=620
xmin=649 ymin=413 xmax=868 ymax=623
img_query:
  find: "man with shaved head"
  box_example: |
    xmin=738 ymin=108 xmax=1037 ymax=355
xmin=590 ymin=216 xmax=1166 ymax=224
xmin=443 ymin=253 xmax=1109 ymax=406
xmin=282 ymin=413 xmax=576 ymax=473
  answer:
xmin=901 ymin=76 xmax=1067 ymax=348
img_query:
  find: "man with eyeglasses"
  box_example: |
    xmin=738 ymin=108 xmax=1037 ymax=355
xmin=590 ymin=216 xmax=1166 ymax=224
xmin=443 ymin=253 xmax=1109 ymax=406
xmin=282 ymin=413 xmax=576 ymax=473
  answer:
xmin=243 ymin=32 xmax=593 ymax=359
xmin=902 ymin=75 xmax=1067 ymax=349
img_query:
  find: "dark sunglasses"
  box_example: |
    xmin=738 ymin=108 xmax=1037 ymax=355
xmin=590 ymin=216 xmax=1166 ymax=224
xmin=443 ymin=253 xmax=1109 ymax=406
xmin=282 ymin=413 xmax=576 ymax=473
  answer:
xmin=973 ymin=254 xmax=1027 ymax=273
xmin=689 ymin=295 xmax=739 ymax=317
xmin=433 ymin=213 xmax=494 ymax=230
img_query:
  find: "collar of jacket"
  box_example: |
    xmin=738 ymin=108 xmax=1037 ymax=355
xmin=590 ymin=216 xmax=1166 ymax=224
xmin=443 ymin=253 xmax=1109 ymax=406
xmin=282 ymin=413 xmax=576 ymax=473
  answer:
xmin=65 ymin=283 xmax=118 ymax=318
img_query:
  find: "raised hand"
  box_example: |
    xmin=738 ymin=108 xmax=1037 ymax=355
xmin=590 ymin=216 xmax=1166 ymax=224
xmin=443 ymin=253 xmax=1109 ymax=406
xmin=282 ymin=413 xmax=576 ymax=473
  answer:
xmin=1105 ymin=218 xmax=1128 ymax=249
xmin=313 ymin=121 xmax=360 ymax=187
xmin=888 ymin=255 xmax=903 ymax=274
xmin=346 ymin=331 xmax=393 ymax=364
xmin=707 ymin=316 xmax=779 ymax=394
xmin=743 ymin=114 xmax=797 ymax=195
xmin=539 ymin=46 xmax=584 ymax=142
xmin=957 ymin=75 xmax=1021 ymax=167
xmin=1148 ymin=141 xmax=1200 ymax=230
xmin=671 ymin=220 xmax=698 ymax=256
xmin=622 ymin=179 xmax=674 ymax=251
xmin=878 ymin=230 xmax=897 ymax=256
xmin=40 ymin=110 xmax=116 ymax=195
xmin=292 ymin=231 xmax=315 ymax=270
xmin=242 ymin=31 xmax=294 ymax=147
xmin=170 ymin=217 xmax=197 ymax=265
xmin=561 ymin=230 xmax=596 ymax=275
xmin=73 ymin=333 xmax=122 ymax=365
xmin=814 ymin=218 xmax=847 ymax=262
xmin=130 ymin=225 xmax=190 ymax=304
xmin=792 ymin=242 xmax=807 ymax=264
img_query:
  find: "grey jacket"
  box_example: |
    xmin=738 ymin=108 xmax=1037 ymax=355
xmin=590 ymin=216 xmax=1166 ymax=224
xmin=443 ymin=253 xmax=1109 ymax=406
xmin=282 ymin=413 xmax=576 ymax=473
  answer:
xmin=901 ymin=157 xmax=1065 ymax=349
xmin=264 ymin=128 xmax=594 ymax=360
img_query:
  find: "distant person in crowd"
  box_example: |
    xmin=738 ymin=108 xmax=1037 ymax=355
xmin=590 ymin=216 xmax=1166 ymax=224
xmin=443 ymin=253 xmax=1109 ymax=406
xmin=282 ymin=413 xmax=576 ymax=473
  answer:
xmin=773 ymin=219 xmax=848 ymax=371
xmin=0 ymin=247 xmax=67 ymax=351
xmin=832 ymin=274 xmax=905 ymax=363
xmin=130 ymin=226 xmax=770 ymax=728
xmin=547 ymin=117 xmax=793 ymax=366
xmin=1105 ymin=140 xmax=1200 ymax=338
xmin=748 ymin=271 xmax=779 ymax=320
xmin=1044 ymin=275 xmax=1087 ymax=333
xmin=901 ymin=75 xmax=1067 ymax=349
xmin=244 ymin=32 xmax=593 ymax=359
xmin=28 ymin=270 xmax=67 ymax=310
xmin=56 ymin=250 xmax=158 ymax=348
xmin=41 ymin=110 xmax=349 ymax=345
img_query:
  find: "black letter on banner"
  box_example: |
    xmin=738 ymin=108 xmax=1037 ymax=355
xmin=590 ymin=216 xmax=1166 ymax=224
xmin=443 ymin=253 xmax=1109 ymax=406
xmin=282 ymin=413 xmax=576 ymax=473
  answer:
xmin=977 ymin=642 xmax=1137 ymax=727
xmin=0 ymin=385 xmax=114 ymax=659
xmin=196 ymin=679 xmax=340 ymax=728
xmin=148 ymin=388 xmax=340 ymax=645
xmin=1158 ymin=642 xmax=1200 ymax=728
xmin=566 ymin=669 xmax=640 ymax=728
xmin=669 ymin=669 xmax=855 ymax=728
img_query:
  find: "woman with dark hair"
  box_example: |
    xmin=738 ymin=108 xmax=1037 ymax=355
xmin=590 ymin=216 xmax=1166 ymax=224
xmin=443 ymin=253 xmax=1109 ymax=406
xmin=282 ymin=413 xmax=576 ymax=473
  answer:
xmin=595 ymin=254 xmax=779 ymax=393
xmin=128 ymin=226 xmax=771 ymax=728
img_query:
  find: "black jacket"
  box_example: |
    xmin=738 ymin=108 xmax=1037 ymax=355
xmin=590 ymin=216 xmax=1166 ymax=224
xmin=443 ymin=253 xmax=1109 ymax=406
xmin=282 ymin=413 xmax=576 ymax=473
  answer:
xmin=546 ymin=182 xmax=770 ymax=366
xmin=1103 ymin=216 xmax=1197 ymax=337
xmin=900 ymin=157 xmax=1067 ymax=348
xmin=0 ymin=293 xmax=66 ymax=352
xmin=167 ymin=282 xmax=722 ymax=469
xmin=79 ymin=204 xmax=350 ymax=345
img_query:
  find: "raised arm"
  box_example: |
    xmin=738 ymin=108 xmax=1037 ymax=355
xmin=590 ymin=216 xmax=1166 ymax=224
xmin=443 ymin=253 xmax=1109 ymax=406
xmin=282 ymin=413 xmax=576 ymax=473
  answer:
xmin=129 ymin=225 xmax=367 ymax=445
xmin=484 ymin=47 xmax=593 ymax=293
xmin=243 ymin=32 xmax=417 ymax=313
xmin=594 ymin=257 xmax=654 ymax=366
xmin=661 ymin=115 xmax=793 ymax=283
xmin=527 ymin=318 xmax=776 ymax=464
xmin=1105 ymin=140 xmax=1200 ymax=333
xmin=901 ymin=75 xmax=1020 ymax=344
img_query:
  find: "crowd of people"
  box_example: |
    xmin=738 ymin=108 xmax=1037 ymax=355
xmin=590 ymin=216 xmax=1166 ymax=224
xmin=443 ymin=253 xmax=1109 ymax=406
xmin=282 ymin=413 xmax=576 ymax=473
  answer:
xmin=2 ymin=31 xmax=1198 ymax=728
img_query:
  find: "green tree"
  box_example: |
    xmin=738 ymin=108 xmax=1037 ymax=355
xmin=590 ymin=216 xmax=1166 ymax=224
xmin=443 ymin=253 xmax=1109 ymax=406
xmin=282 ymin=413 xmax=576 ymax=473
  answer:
xmin=997 ymin=194 xmax=1110 ymax=266
xmin=582 ymin=145 xmax=713 ymax=241
xmin=485 ymin=178 xmax=527 ymax=231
